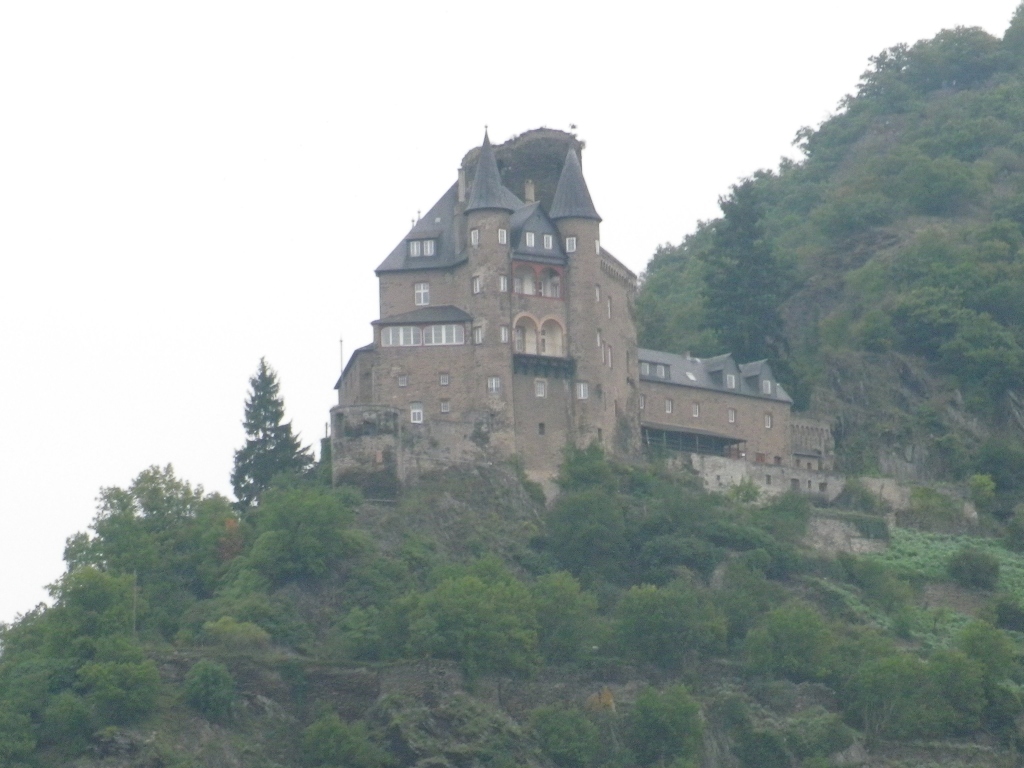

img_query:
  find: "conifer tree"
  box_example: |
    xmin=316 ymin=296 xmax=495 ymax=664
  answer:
xmin=231 ymin=358 xmax=313 ymax=509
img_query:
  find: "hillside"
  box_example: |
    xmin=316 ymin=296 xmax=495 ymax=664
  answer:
xmin=637 ymin=11 xmax=1024 ymax=499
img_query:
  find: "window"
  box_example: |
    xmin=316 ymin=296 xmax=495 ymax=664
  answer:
xmin=765 ymin=413 xmax=773 ymax=429
xmin=607 ymin=297 xmax=612 ymax=319
xmin=596 ymin=331 xmax=602 ymax=349
xmin=576 ymin=382 xmax=589 ymax=400
xmin=473 ymin=326 xmax=483 ymax=344
xmin=470 ymin=228 xmax=480 ymax=246
xmin=414 ymin=282 xmax=430 ymax=306
xmin=513 ymin=276 xmax=523 ymax=293
xmin=566 ymin=236 xmax=577 ymax=253
xmin=595 ymin=284 xmax=601 ymax=302
xmin=543 ymin=233 xmax=553 ymax=249
xmin=422 ymin=324 xmax=465 ymax=345
xmin=410 ymin=402 xmax=423 ymax=423
xmin=408 ymin=240 xmax=422 ymax=257
xmin=595 ymin=239 xmax=600 ymax=254
xmin=423 ymin=239 xmax=435 ymax=256
xmin=728 ymin=408 xmax=736 ymax=424
xmin=535 ymin=379 xmax=547 ymax=398
xmin=791 ymin=478 xmax=801 ymax=491
xmin=692 ymin=402 xmax=700 ymax=418
xmin=381 ymin=326 xmax=423 ymax=346
xmin=538 ymin=422 xmax=546 ymax=435
xmin=500 ymin=325 xmax=509 ymax=343
xmin=639 ymin=394 xmax=646 ymax=409
xmin=606 ymin=345 xmax=612 ymax=368
xmin=472 ymin=275 xmax=482 ymax=294
xmin=499 ymin=275 xmax=508 ymax=292
xmin=762 ymin=379 xmax=772 ymax=395
xmin=439 ymin=373 xmax=449 ymax=386
xmin=525 ymin=231 xmax=535 ymax=247
xmin=726 ymin=373 xmax=736 ymax=389
xmin=640 ymin=361 xmax=650 ymax=375
xmin=656 ymin=364 xmax=666 ymax=379
xmin=498 ymin=228 xmax=507 ymax=245
xmin=398 ymin=375 xmax=408 ymax=387
xmin=665 ymin=398 xmax=673 ymax=414
xmin=765 ymin=475 xmax=772 ymax=485
xmin=487 ymin=376 xmax=501 ymax=394
xmin=440 ymin=400 xmax=450 ymax=413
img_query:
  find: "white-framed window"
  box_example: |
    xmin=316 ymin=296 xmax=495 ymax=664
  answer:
xmin=470 ymin=228 xmax=480 ymax=246
xmin=576 ymin=382 xmax=589 ymax=400
xmin=514 ymin=326 xmax=525 ymax=352
xmin=762 ymin=379 xmax=772 ymax=395
xmin=639 ymin=394 xmax=646 ymax=409
xmin=656 ymin=364 xmax=666 ymax=378
xmin=381 ymin=326 xmax=423 ymax=346
xmin=596 ymin=331 xmax=602 ymax=349
xmin=607 ymin=297 xmax=612 ymax=319
xmin=422 ymin=324 xmax=466 ymax=345
xmin=595 ymin=239 xmax=600 ymax=254
xmin=566 ymin=236 xmax=577 ymax=253
xmin=726 ymin=373 xmax=736 ymax=389
xmin=487 ymin=376 xmax=501 ymax=395
xmin=525 ymin=231 xmax=535 ymax=247
xmin=423 ymin=239 xmax=435 ymax=256
xmin=498 ymin=228 xmax=508 ymax=245
xmin=414 ymin=282 xmax=430 ymax=306
xmin=473 ymin=326 xmax=484 ymax=344
xmin=666 ymin=398 xmax=673 ymax=414
xmin=440 ymin=400 xmax=450 ymax=413
xmin=500 ymin=325 xmax=509 ymax=343
xmin=410 ymin=402 xmax=423 ymax=423
xmin=765 ymin=413 xmax=773 ymax=429
xmin=728 ymin=408 xmax=736 ymax=424
xmin=440 ymin=373 xmax=449 ymax=386
xmin=408 ymin=240 xmax=421 ymax=257
xmin=472 ymin=275 xmax=482 ymax=294
xmin=692 ymin=402 xmax=700 ymax=418
xmin=543 ymin=233 xmax=553 ymax=249
xmin=595 ymin=284 xmax=601 ymax=302
xmin=398 ymin=375 xmax=408 ymax=387
xmin=499 ymin=275 xmax=508 ymax=292
xmin=535 ymin=379 xmax=547 ymax=398
xmin=640 ymin=361 xmax=650 ymax=375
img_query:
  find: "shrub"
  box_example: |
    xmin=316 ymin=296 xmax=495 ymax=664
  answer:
xmin=76 ymin=660 xmax=160 ymax=725
xmin=947 ymin=547 xmax=1000 ymax=590
xmin=531 ymin=572 xmax=599 ymax=664
xmin=783 ymin=706 xmax=856 ymax=760
xmin=0 ymin=703 xmax=36 ymax=764
xmin=626 ymin=685 xmax=703 ymax=767
xmin=986 ymin=593 xmax=1024 ymax=631
xmin=300 ymin=713 xmax=390 ymax=768
xmin=201 ymin=616 xmax=271 ymax=650
xmin=39 ymin=692 xmax=93 ymax=751
xmin=616 ymin=582 xmax=726 ymax=668
xmin=530 ymin=706 xmax=600 ymax=768
xmin=733 ymin=728 xmax=790 ymax=768
xmin=184 ymin=660 xmax=235 ymax=721
xmin=745 ymin=603 xmax=835 ymax=682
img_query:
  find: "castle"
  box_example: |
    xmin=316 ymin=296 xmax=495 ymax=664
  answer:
xmin=330 ymin=129 xmax=836 ymax=497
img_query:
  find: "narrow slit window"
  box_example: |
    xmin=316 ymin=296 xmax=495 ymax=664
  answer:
xmin=498 ymin=228 xmax=507 ymax=245
xmin=470 ymin=229 xmax=480 ymax=246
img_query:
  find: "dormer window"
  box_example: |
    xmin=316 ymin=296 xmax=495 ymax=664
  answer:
xmin=543 ymin=234 xmax=553 ymax=250
xmin=640 ymin=361 xmax=650 ymax=376
xmin=726 ymin=373 xmax=736 ymax=389
xmin=656 ymin=364 xmax=666 ymax=379
xmin=526 ymin=231 xmax=535 ymax=247
xmin=408 ymin=239 xmax=434 ymax=257
xmin=498 ymin=228 xmax=508 ymax=245
xmin=423 ymin=239 xmax=435 ymax=256
xmin=762 ymin=379 xmax=772 ymax=395
xmin=566 ymin=236 xmax=577 ymax=253
xmin=685 ymin=371 xmax=697 ymax=382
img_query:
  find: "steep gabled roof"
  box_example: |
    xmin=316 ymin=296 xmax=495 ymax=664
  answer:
xmin=549 ymin=147 xmax=601 ymax=222
xmin=509 ymin=201 xmax=566 ymax=264
xmin=466 ymin=132 xmax=519 ymax=213
xmin=637 ymin=348 xmax=793 ymax=403
xmin=377 ymin=183 xmax=465 ymax=274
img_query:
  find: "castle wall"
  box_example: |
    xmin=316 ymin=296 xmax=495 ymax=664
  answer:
xmin=379 ymin=266 xmax=468 ymax=319
xmin=686 ymin=453 xmax=845 ymax=502
xmin=639 ymin=380 xmax=792 ymax=465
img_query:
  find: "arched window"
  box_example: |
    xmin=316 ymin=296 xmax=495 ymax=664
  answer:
xmin=513 ymin=266 xmax=536 ymax=295
xmin=514 ymin=317 xmax=539 ymax=354
xmin=539 ymin=319 xmax=564 ymax=357
xmin=539 ymin=268 xmax=561 ymax=298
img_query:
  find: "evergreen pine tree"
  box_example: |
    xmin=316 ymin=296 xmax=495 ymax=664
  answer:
xmin=231 ymin=358 xmax=313 ymax=508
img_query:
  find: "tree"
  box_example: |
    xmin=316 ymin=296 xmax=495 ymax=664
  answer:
xmin=184 ymin=660 xmax=235 ymax=721
xmin=745 ymin=602 xmax=835 ymax=682
xmin=231 ymin=359 xmax=313 ymax=508
xmin=626 ymin=685 xmax=703 ymax=767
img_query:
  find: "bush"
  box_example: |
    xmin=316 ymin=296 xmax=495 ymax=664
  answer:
xmin=783 ymin=706 xmax=856 ymax=760
xmin=0 ymin=703 xmax=36 ymax=764
xmin=530 ymin=706 xmax=600 ymax=768
xmin=76 ymin=660 xmax=160 ymax=725
xmin=300 ymin=713 xmax=390 ymax=768
xmin=531 ymin=572 xmax=599 ymax=664
xmin=745 ymin=603 xmax=835 ymax=682
xmin=184 ymin=659 xmax=235 ymax=721
xmin=947 ymin=547 xmax=1000 ymax=590
xmin=39 ymin=692 xmax=93 ymax=751
xmin=616 ymin=582 xmax=726 ymax=668
xmin=201 ymin=616 xmax=271 ymax=650
xmin=626 ymin=685 xmax=703 ymax=767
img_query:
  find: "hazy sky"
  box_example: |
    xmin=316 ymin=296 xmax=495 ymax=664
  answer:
xmin=1 ymin=0 xmax=1020 ymax=623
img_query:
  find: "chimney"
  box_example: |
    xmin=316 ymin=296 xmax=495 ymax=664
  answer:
xmin=458 ymin=167 xmax=466 ymax=202
xmin=524 ymin=179 xmax=535 ymax=203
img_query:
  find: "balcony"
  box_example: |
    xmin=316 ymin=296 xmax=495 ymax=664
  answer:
xmin=513 ymin=354 xmax=577 ymax=379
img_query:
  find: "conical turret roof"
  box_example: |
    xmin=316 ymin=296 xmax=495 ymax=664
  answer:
xmin=466 ymin=131 xmax=517 ymax=213
xmin=549 ymin=147 xmax=601 ymax=222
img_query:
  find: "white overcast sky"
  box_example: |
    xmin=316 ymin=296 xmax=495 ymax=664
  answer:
xmin=1 ymin=1 xmax=1020 ymax=623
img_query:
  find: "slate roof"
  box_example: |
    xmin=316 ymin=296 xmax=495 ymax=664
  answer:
xmin=372 ymin=306 xmax=473 ymax=325
xmin=549 ymin=148 xmax=601 ymax=221
xmin=376 ymin=183 xmax=465 ymax=274
xmin=335 ymin=342 xmax=375 ymax=389
xmin=637 ymin=348 xmax=793 ymax=403
xmin=466 ymin=132 xmax=521 ymax=213
xmin=509 ymin=202 xmax=566 ymax=264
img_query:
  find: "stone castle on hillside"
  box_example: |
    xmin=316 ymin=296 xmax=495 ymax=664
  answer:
xmin=330 ymin=129 xmax=838 ymax=498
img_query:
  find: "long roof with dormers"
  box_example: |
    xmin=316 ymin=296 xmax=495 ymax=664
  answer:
xmin=637 ymin=348 xmax=793 ymax=404
xmin=549 ymin=147 xmax=601 ymax=221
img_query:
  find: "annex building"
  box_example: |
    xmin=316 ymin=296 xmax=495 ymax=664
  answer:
xmin=330 ymin=129 xmax=836 ymax=497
